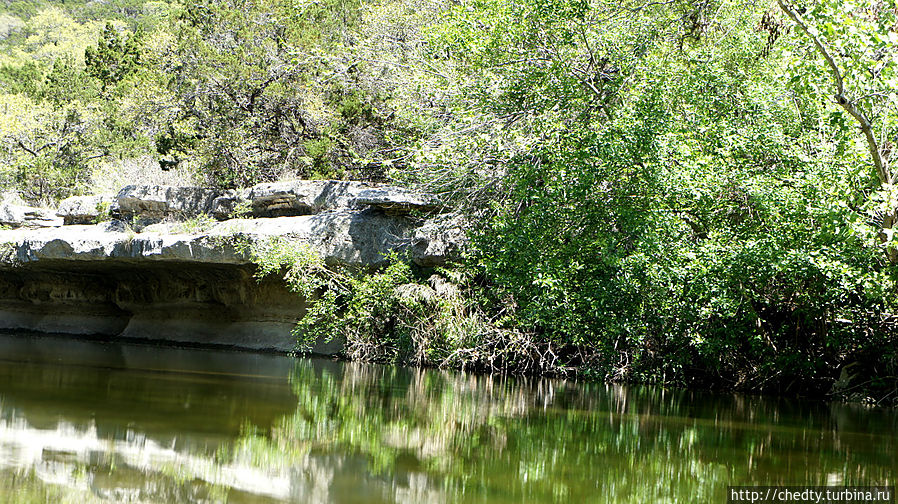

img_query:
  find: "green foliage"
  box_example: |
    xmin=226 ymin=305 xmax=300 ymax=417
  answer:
xmin=243 ymin=237 xmax=357 ymax=351
xmin=245 ymin=238 xmax=418 ymax=354
xmin=93 ymin=199 xmax=111 ymax=223
xmin=783 ymin=0 xmax=898 ymax=142
xmin=228 ymin=199 xmax=253 ymax=219
xmin=245 ymin=238 xmax=563 ymax=373
xmin=173 ymin=213 xmax=216 ymax=234
xmin=431 ymin=0 xmax=898 ymax=395
xmin=0 ymin=4 xmax=154 ymax=202
xmin=303 ymin=137 xmax=336 ymax=178
xmin=0 ymin=0 xmax=429 ymax=198
xmin=299 ymin=258 xmax=418 ymax=357
xmin=0 ymin=60 xmax=41 ymax=96
xmin=41 ymin=56 xmax=98 ymax=104
xmin=154 ymin=0 xmax=414 ymax=186
xmin=85 ymin=22 xmax=143 ymax=91
xmin=245 ymin=239 xmax=495 ymax=366
xmin=778 ymin=0 xmax=898 ymax=259
xmin=247 ymin=237 xmax=331 ymax=299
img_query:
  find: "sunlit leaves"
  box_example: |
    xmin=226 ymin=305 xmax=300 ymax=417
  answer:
xmin=443 ymin=0 xmax=898 ymax=389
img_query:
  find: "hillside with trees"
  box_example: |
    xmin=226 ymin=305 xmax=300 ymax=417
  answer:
xmin=2 ymin=0 xmax=897 ymax=402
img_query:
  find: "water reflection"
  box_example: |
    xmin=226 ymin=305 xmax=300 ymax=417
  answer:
xmin=0 ymin=333 xmax=894 ymax=503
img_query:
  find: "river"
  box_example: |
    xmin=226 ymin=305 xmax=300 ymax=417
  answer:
xmin=0 ymin=332 xmax=894 ymax=503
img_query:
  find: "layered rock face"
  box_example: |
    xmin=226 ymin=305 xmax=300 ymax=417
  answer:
xmin=0 ymin=181 xmax=464 ymax=353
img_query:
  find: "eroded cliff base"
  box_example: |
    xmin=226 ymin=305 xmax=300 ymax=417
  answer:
xmin=0 ymin=260 xmax=322 ymax=352
xmin=0 ymin=181 xmax=463 ymax=353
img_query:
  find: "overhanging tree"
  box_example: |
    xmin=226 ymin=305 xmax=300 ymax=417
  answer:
xmin=778 ymin=0 xmax=898 ymax=259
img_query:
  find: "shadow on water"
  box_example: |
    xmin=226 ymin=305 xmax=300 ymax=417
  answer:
xmin=0 ymin=332 xmax=894 ymax=503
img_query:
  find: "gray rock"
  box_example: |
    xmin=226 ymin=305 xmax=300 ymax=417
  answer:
xmin=243 ymin=180 xmax=369 ymax=218
xmin=354 ymin=187 xmax=441 ymax=214
xmin=0 ymin=211 xmax=414 ymax=268
xmin=0 ymin=200 xmax=62 ymax=228
xmin=113 ymin=185 xmax=221 ymax=224
xmin=0 ymin=191 xmax=24 ymax=206
xmin=106 ymin=181 xmax=443 ymax=225
xmin=56 ymin=195 xmax=115 ymax=225
xmin=0 ymin=209 xmax=466 ymax=269
xmin=240 ymin=180 xmax=442 ymax=218
xmin=210 ymin=190 xmax=242 ymax=220
xmin=21 ymin=207 xmax=62 ymax=227
xmin=411 ymin=213 xmax=467 ymax=266
xmin=0 ymin=203 xmax=27 ymax=228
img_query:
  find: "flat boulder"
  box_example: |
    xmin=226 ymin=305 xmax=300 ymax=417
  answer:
xmin=135 ymin=179 xmax=446 ymax=222
xmin=209 ymin=190 xmax=243 ymax=220
xmin=1 ymin=191 xmax=24 ymax=206
xmin=239 ymin=180 xmax=441 ymax=218
xmin=353 ymin=186 xmax=441 ymax=215
xmin=242 ymin=180 xmax=369 ymax=218
xmin=0 ymin=193 xmax=62 ymax=228
xmin=113 ymin=185 xmax=221 ymax=224
xmin=56 ymin=195 xmax=115 ymax=225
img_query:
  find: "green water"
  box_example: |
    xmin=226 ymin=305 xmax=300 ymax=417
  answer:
xmin=0 ymin=333 xmax=894 ymax=503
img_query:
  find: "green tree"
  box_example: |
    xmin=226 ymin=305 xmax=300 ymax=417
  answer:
xmin=778 ymin=0 xmax=898 ymax=259
xmin=158 ymin=0 xmax=403 ymax=187
xmin=85 ymin=22 xmax=143 ymax=92
xmin=430 ymin=0 xmax=898 ymax=394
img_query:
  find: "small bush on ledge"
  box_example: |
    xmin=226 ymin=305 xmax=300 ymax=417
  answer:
xmin=245 ymin=237 xmax=579 ymax=375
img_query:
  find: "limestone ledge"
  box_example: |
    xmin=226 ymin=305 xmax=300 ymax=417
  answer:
xmin=0 ymin=210 xmax=464 ymax=353
xmin=0 ymin=210 xmax=461 ymax=268
xmin=0 ymin=182 xmax=464 ymax=352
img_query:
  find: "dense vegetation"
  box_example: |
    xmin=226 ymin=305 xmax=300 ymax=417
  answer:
xmin=2 ymin=0 xmax=897 ymax=402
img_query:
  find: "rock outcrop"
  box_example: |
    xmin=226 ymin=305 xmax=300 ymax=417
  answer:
xmin=240 ymin=180 xmax=349 ymax=217
xmin=211 ymin=180 xmax=440 ymax=219
xmin=113 ymin=185 xmax=221 ymax=225
xmin=56 ymin=195 xmax=115 ymax=225
xmin=0 ymin=193 xmax=62 ymax=228
xmin=3 ymin=211 xmax=422 ymax=267
xmin=354 ymin=186 xmax=440 ymax=214
xmin=0 ymin=181 xmax=464 ymax=353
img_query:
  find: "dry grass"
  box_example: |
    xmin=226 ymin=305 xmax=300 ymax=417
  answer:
xmin=89 ymin=156 xmax=202 ymax=195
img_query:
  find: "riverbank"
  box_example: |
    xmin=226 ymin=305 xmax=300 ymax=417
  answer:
xmin=0 ymin=181 xmax=462 ymax=352
xmin=2 ymin=182 xmax=896 ymax=408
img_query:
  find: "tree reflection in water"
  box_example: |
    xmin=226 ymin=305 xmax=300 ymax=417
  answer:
xmin=0 ymin=336 xmax=894 ymax=503
xmin=229 ymin=360 xmax=898 ymax=503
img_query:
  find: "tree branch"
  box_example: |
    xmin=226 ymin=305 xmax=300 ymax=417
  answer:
xmin=14 ymin=139 xmax=38 ymax=157
xmin=777 ymin=0 xmax=891 ymax=185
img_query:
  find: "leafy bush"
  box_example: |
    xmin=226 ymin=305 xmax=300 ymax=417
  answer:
xmin=173 ymin=213 xmax=216 ymax=234
xmin=244 ymin=239 xmax=564 ymax=372
xmin=436 ymin=0 xmax=898 ymax=397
